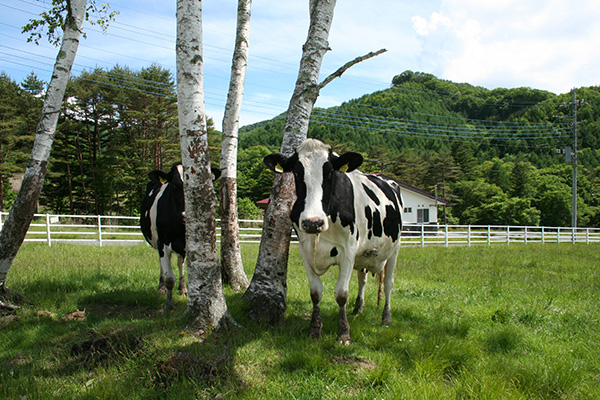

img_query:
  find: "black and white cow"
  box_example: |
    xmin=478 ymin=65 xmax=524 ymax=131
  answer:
xmin=140 ymin=162 xmax=220 ymax=311
xmin=264 ymin=139 xmax=403 ymax=344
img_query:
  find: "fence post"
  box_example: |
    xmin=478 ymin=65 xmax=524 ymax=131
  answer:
xmin=468 ymin=225 xmax=471 ymax=247
xmin=46 ymin=214 xmax=52 ymax=247
xmin=98 ymin=215 xmax=103 ymax=247
xmin=542 ymin=226 xmax=545 ymax=244
xmin=487 ymin=226 xmax=491 ymax=246
xmin=572 ymin=227 xmax=576 ymax=244
xmin=506 ymin=226 xmax=510 ymax=245
xmin=557 ymin=227 xmax=561 ymax=243
xmin=420 ymin=224 xmax=425 ymax=248
xmin=587 ymin=228 xmax=590 ymax=244
xmin=524 ymin=226 xmax=528 ymax=245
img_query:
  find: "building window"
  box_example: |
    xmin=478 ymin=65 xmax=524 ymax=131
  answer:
xmin=404 ymin=207 xmax=412 ymax=213
xmin=417 ymin=208 xmax=429 ymax=223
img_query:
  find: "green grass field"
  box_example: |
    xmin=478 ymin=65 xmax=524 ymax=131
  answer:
xmin=1 ymin=242 xmax=599 ymax=399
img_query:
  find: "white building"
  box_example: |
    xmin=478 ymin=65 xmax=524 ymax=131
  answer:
xmin=382 ymin=176 xmax=448 ymax=228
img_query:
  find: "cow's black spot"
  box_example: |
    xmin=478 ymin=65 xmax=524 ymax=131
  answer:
xmin=330 ymin=247 xmax=338 ymax=257
xmin=365 ymin=206 xmax=373 ymax=230
xmin=372 ymin=209 xmax=383 ymax=237
xmin=327 ymin=171 xmax=355 ymax=234
xmin=367 ymin=175 xmax=403 ymax=211
xmin=361 ymin=249 xmax=379 ymax=258
xmin=291 ymin=162 xmax=306 ymax=226
xmin=362 ymin=184 xmax=380 ymax=206
xmin=383 ymin=204 xmax=401 ymax=242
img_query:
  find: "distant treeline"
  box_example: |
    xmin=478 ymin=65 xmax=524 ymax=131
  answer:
xmin=1 ymin=68 xmax=599 ymax=226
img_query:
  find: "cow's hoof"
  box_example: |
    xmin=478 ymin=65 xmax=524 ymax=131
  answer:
xmin=382 ymin=311 xmax=392 ymax=326
xmin=309 ymin=325 xmax=322 ymax=340
xmin=337 ymin=335 xmax=352 ymax=346
xmin=352 ymin=299 xmax=364 ymax=316
xmin=180 ymin=288 xmax=188 ymax=296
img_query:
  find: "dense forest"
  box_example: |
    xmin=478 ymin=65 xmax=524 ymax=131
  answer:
xmin=1 ymin=68 xmax=599 ymax=227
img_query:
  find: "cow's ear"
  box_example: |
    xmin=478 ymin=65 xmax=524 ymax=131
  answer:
xmin=148 ymin=170 xmax=168 ymax=184
xmin=332 ymin=152 xmax=363 ymax=173
xmin=264 ymin=153 xmax=292 ymax=173
xmin=211 ymin=167 xmax=222 ymax=181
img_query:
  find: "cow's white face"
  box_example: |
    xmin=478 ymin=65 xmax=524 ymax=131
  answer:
xmin=296 ymin=141 xmax=331 ymax=234
xmin=264 ymin=139 xmax=363 ymax=235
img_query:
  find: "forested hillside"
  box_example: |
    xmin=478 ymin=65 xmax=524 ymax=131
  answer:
xmin=1 ymin=68 xmax=599 ymax=227
xmin=239 ymin=71 xmax=600 ymax=227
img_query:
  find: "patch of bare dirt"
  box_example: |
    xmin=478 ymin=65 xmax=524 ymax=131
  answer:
xmin=331 ymin=355 xmax=377 ymax=370
xmin=154 ymin=350 xmax=232 ymax=390
xmin=69 ymin=328 xmax=141 ymax=366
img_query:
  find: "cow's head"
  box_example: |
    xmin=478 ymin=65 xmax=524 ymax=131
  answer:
xmin=147 ymin=163 xmax=221 ymax=223
xmin=264 ymin=139 xmax=363 ymax=234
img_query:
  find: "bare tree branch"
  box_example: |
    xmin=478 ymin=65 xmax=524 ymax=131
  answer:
xmin=319 ymin=48 xmax=387 ymax=90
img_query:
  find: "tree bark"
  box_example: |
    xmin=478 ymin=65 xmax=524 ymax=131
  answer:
xmin=0 ymin=0 xmax=86 ymax=294
xmin=243 ymin=0 xmax=337 ymax=324
xmin=220 ymin=0 xmax=252 ymax=292
xmin=176 ymin=0 xmax=232 ymax=334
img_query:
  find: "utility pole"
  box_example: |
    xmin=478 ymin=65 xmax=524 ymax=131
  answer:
xmin=571 ymin=90 xmax=578 ymax=228
xmin=559 ymin=89 xmax=586 ymax=228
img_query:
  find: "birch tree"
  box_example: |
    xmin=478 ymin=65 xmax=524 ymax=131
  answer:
xmin=0 ymin=0 xmax=88 ymax=305
xmin=176 ymin=0 xmax=232 ymax=333
xmin=242 ymin=0 xmax=386 ymax=324
xmin=242 ymin=0 xmax=338 ymax=324
xmin=220 ymin=0 xmax=252 ymax=292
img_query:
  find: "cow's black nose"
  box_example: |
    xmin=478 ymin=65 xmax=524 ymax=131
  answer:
xmin=301 ymin=218 xmax=324 ymax=234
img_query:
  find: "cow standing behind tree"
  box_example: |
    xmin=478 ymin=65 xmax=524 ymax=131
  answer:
xmin=140 ymin=162 xmax=220 ymax=312
xmin=264 ymin=139 xmax=404 ymax=344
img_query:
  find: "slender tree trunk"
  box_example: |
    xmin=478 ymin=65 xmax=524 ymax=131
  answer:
xmin=67 ymin=162 xmax=74 ymax=213
xmin=0 ymin=172 xmax=4 ymax=212
xmin=220 ymin=0 xmax=252 ymax=292
xmin=0 ymin=0 xmax=86 ymax=294
xmin=176 ymin=0 xmax=232 ymax=334
xmin=243 ymin=0 xmax=337 ymax=324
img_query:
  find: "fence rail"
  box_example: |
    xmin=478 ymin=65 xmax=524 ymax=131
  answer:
xmin=1 ymin=212 xmax=599 ymax=248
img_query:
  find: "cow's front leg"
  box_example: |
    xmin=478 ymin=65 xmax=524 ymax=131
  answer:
xmin=335 ymin=261 xmax=354 ymax=345
xmin=176 ymin=255 xmax=187 ymax=296
xmin=305 ymin=269 xmax=323 ymax=339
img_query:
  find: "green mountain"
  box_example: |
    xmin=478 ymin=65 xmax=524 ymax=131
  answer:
xmin=238 ymin=71 xmax=600 ymax=227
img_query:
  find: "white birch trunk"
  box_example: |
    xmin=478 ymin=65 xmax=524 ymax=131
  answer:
xmin=220 ymin=0 xmax=252 ymax=292
xmin=243 ymin=0 xmax=337 ymax=324
xmin=176 ymin=0 xmax=230 ymax=332
xmin=0 ymin=0 xmax=86 ymax=290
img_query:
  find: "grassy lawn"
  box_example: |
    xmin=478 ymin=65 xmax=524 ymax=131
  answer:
xmin=1 ymin=242 xmax=599 ymax=399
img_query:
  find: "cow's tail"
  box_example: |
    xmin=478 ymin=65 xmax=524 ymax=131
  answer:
xmin=376 ymin=270 xmax=385 ymax=311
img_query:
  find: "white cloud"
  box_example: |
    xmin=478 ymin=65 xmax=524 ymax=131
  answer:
xmin=411 ymin=0 xmax=600 ymax=93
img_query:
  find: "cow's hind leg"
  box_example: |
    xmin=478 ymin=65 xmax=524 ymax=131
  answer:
xmin=176 ymin=255 xmax=187 ymax=296
xmin=157 ymin=252 xmax=167 ymax=295
xmin=335 ymin=261 xmax=354 ymax=345
xmin=159 ymin=246 xmax=176 ymax=312
xmin=382 ymin=248 xmax=400 ymax=326
xmin=352 ymin=269 xmax=367 ymax=315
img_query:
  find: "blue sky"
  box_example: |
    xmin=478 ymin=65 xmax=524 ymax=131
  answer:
xmin=1 ymin=0 xmax=599 ymax=130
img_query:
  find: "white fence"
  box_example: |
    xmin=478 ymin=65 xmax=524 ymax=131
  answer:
xmin=1 ymin=212 xmax=599 ymax=247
